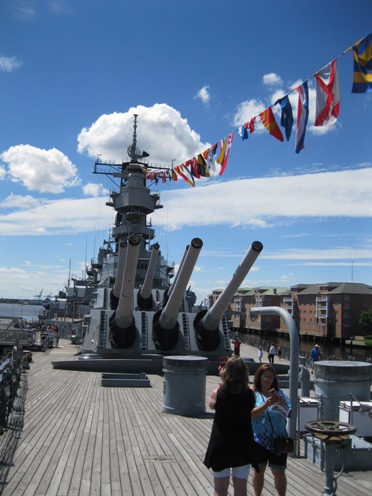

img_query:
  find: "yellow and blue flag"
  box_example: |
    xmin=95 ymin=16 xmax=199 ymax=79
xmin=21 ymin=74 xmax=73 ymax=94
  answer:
xmin=352 ymin=33 xmax=372 ymax=93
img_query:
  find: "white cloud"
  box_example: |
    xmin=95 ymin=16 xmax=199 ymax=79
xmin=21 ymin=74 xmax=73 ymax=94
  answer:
xmin=233 ymin=75 xmax=338 ymax=137
xmin=263 ymin=73 xmax=283 ymax=86
xmin=1 ymin=144 xmax=80 ymax=193
xmin=0 ymin=193 xmax=42 ymax=210
xmin=264 ymin=247 xmax=372 ymax=261
xmin=0 ymin=55 xmax=22 ymax=72
xmin=195 ymin=85 xmax=211 ymax=105
xmin=47 ymin=0 xmax=73 ymax=15
xmin=77 ymin=103 xmax=208 ymax=165
xmin=153 ymin=167 xmax=372 ymax=230
xmin=0 ymin=196 xmax=114 ymax=236
xmin=232 ymin=98 xmax=266 ymax=130
xmin=82 ymin=182 xmax=109 ymax=197
xmin=1 ymin=166 xmax=372 ymax=237
xmin=6 ymin=0 xmax=37 ymax=22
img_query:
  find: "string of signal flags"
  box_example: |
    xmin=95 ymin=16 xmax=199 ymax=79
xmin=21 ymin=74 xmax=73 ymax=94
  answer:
xmin=144 ymin=32 xmax=372 ymax=187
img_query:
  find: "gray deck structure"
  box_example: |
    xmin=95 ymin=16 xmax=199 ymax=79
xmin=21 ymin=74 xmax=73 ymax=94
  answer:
xmin=1 ymin=340 xmax=372 ymax=495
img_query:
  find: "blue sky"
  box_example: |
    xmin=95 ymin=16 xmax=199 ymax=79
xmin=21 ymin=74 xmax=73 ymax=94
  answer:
xmin=1 ymin=0 xmax=372 ymax=303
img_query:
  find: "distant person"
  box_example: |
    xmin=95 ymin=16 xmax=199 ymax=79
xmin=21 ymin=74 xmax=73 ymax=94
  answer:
xmin=277 ymin=346 xmax=282 ymax=360
xmin=251 ymin=364 xmax=292 ymax=496
xmin=309 ymin=344 xmax=321 ymax=373
xmin=258 ymin=346 xmax=263 ymax=363
xmin=204 ymin=356 xmax=257 ymax=496
xmin=268 ymin=343 xmax=276 ymax=364
xmin=233 ymin=337 xmax=241 ymax=357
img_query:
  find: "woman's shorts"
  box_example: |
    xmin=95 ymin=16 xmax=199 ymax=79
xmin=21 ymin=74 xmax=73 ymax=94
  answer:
xmin=253 ymin=442 xmax=287 ymax=470
xmin=213 ymin=464 xmax=250 ymax=479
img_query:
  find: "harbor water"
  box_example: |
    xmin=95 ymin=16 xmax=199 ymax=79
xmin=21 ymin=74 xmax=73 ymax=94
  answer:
xmin=0 ymin=303 xmax=46 ymax=322
xmin=242 ymin=333 xmax=372 ymax=363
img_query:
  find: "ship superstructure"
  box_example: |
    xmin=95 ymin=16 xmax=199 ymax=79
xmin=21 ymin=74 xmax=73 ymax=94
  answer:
xmin=53 ymin=115 xmax=263 ymax=373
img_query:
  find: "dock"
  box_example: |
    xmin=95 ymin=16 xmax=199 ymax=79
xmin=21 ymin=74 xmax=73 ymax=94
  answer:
xmin=1 ymin=340 xmax=372 ymax=495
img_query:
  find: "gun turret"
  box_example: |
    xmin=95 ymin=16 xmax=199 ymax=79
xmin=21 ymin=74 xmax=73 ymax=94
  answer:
xmin=110 ymin=241 xmax=127 ymax=310
xmin=153 ymin=238 xmax=203 ymax=350
xmin=195 ymin=241 xmax=263 ymax=351
xmin=109 ymin=234 xmax=141 ymax=348
xmin=137 ymin=243 xmax=160 ymax=310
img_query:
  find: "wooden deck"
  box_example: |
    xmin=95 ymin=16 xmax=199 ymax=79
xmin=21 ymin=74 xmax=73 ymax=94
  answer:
xmin=1 ymin=340 xmax=372 ymax=495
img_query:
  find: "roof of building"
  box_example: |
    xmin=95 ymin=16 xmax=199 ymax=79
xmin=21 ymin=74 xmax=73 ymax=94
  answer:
xmin=296 ymin=282 xmax=372 ymax=295
xmin=328 ymin=282 xmax=372 ymax=294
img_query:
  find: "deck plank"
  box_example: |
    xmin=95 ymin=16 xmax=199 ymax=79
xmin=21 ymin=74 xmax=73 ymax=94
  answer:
xmin=1 ymin=340 xmax=372 ymax=496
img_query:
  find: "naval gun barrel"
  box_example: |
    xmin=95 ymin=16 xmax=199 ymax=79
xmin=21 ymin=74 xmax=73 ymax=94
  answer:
xmin=109 ymin=234 xmax=140 ymax=348
xmin=115 ymin=234 xmax=141 ymax=328
xmin=203 ymin=241 xmax=263 ymax=330
xmin=137 ymin=243 xmax=159 ymax=310
xmin=195 ymin=241 xmax=263 ymax=351
xmin=110 ymin=241 xmax=127 ymax=310
xmin=164 ymin=244 xmax=189 ymax=304
xmin=152 ymin=238 xmax=203 ymax=350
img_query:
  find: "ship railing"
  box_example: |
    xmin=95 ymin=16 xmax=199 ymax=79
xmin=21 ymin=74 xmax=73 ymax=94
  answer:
xmin=0 ymin=346 xmax=23 ymax=434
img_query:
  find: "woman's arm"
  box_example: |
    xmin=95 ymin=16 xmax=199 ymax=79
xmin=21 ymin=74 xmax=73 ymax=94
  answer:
xmin=250 ymin=389 xmax=277 ymax=418
xmin=208 ymin=388 xmax=218 ymax=409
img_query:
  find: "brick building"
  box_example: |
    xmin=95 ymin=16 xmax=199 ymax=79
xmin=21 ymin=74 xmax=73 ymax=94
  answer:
xmin=215 ymin=282 xmax=372 ymax=343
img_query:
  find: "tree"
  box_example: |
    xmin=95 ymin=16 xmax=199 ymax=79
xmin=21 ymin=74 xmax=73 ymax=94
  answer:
xmin=359 ymin=307 xmax=372 ymax=334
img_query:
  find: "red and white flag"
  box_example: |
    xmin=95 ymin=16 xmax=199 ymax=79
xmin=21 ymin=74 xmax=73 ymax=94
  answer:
xmin=314 ymin=59 xmax=340 ymax=126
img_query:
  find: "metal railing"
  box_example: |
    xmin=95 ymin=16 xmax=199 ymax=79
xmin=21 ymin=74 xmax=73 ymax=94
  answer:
xmin=0 ymin=346 xmax=24 ymax=434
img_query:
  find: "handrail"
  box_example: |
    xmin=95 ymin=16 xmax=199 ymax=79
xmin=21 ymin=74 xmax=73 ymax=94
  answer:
xmin=0 ymin=345 xmax=24 ymax=434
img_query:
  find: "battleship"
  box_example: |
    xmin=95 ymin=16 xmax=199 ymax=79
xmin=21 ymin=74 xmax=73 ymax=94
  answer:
xmin=52 ymin=115 xmax=264 ymax=374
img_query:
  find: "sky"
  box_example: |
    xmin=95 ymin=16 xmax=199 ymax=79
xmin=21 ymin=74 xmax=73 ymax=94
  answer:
xmin=1 ymin=0 xmax=372 ymax=304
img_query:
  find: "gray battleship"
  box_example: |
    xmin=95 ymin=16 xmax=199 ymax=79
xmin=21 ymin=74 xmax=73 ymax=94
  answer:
xmin=52 ymin=116 xmax=264 ymax=374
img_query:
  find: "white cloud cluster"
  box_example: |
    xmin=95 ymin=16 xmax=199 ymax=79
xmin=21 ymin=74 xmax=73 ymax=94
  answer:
xmin=153 ymin=166 xmax=372 ymax=230
xmin=1 ymin=144 xmax=80 ymax=193
xmin=1 ymin=165 xmax=371 ymax=237
xmin=0 ymin=193 xmax=42 ymax=210
xmin=82 ymin=182 xmax=109 ymax=197
xmin=0 ymin=54 xmax=22 ymax=72
xmin=0 ymin=197 xmax=114 ymax=236
xmin=263 ymin=73 xmax=283 ymax=86
xmin=232 ymin=72 xmax=338 ymax=137
xmin=195 ymin=85 xmax=211 ymax=105
xmin=77 ymin=103 xmax=208 ymax=165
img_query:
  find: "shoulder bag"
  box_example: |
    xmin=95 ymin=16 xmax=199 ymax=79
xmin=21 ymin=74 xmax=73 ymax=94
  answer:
xmin=262 ymin=394 xmax=294 ymax=454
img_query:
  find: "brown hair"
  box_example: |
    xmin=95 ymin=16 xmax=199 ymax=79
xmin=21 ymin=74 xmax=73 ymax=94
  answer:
xmin=220 ymin=356 xmax=249 ymax=394
xmin=253 ymin=363 xmax=278 ymax=392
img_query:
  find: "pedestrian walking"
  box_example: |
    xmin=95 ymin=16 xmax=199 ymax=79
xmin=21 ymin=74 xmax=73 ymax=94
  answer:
xmin=268 ymin=343 xmax=276 ymax=364
xmin=258 ymin=346 xmax=263 ymax=363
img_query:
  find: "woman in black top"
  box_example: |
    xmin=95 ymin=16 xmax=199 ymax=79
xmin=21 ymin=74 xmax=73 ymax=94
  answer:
xmin=204 ymin=356 xmax=256 ymax=496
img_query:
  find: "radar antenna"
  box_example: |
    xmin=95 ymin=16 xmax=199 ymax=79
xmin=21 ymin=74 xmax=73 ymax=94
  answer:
xmin=127 ymin=114 xmax=149 ymax=162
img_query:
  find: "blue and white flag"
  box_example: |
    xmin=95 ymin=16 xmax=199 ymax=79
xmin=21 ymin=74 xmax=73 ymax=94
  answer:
xmin=238 ymin=125 xmax=249 ymax=141
xmin=295 ymin=82 xmax=309 ymax=154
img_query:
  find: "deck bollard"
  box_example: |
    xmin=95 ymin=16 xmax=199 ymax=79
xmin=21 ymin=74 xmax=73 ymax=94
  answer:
xmin=163 ymin=356 xmax=208 ymax=416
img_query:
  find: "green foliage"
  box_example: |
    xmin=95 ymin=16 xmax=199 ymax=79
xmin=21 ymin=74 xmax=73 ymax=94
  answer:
xmin=359 ymin=308 xmax=372 ymax=334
